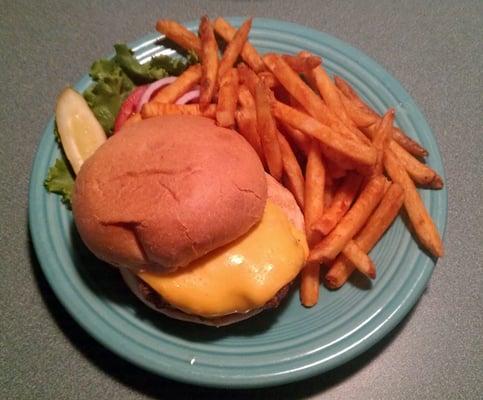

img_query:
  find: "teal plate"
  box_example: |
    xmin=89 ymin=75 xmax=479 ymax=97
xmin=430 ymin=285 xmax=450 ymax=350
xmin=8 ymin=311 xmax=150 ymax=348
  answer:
xmin=29 ymin=18 xmax=447 ymax=388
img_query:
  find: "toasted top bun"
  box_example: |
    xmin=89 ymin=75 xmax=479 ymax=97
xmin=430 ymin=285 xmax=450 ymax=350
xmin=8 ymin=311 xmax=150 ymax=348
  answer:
xmin=121 ymin=173 xmax=306 ymax=326
xmin=72 ymin=116 xmax=267 ymax=272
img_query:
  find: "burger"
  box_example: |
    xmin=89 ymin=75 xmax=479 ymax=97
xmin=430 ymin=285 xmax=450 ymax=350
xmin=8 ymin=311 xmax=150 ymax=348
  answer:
xmin=72 ymin=115 xmax=308 ymax=326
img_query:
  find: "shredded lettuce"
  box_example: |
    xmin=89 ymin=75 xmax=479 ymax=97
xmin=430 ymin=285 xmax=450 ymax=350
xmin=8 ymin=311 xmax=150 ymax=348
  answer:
xmin=44 ymin=158 xmax=74 ymax=207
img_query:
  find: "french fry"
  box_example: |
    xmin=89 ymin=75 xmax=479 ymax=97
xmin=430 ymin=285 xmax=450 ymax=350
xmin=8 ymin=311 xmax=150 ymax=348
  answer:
xmin=392 ymin=126 xmax=429 ymax=159
xmin=255 ymin=82 xmax=283 ymax=181
xmin=335 ymin=75 xmax=429 ymax=158
xmin=278 ymin=132 xmax=305 ymax=209
xmin=372 ymin=109 xmax=394 ymax=176
xmin=309 ymin=175 xmax=387 ymax=263
xmin=199 ymin=16 xmax=219 ymax=109
xmin=216 ymin=68 xmax=238 ymax=128
xmin=313 ymin=172 xmax=363 ymax=235
xmin=324 ymin=174 xmax=336 ymax=208
xmin=331 ymin=120 xmax=372 ymax=146
xmin=213 ymin=17 xmax=265 ymax=72
xmin=156 ymin=19 xmax=202 ymax=56
xmin=325 ymin=183 xmax=404 ymax=288
xmin=237 ymin=83 xmax=253 ymax=107
xmin=238 ymin=62 xmax=260 ymax=96
xmin=337 ymin=88 xmax=378 ymax=127
xmin=263 ymin=53 xmax=332 ymax=125
xmin=300 ymin=140 xmax=326 ymax=307
xmin=236 ymin=86 xmax=265 ymax=163
xmin=341 ymin=240 xmax=376 ymax=279
xmin=123 ymin=112 xmax=142 ymax=128
xmin=235 ymin=108 xmax=265 ymax=164
xmin=363 ymin=122 xmax=442 ymax=188
xmin=300 ymin=262 xmax=321 ymax=307
xmin=389 ymin=140 xmax=443 ymax=188
xmin=258 ymin=71 xmax=278 ymax=89
xmin=265 ymin=54 xmax=372 ymax=147
xmin=383 ymin=149 xmax=444 ymax=257
xmin=325 ymin=158 xmax=347 ymax=179
xmin=278 ymin=121 xmax=311 ymax=156
xmin=304 ymin=140 xmax=326 ymax=238
xmin=271 ymin=101 xmax=377 ymax=173
xmin=309 ymin=61 xmax=354 ymax=128
xmin=141 ymin=102 xmax=216 ymax=119
xmin=218 ymin=18 xmax=252 ymax=81
xmin=282 ymin=54 xmax=321 ymax=73
xmin=151 ymin=64 xmax=202 ymax=103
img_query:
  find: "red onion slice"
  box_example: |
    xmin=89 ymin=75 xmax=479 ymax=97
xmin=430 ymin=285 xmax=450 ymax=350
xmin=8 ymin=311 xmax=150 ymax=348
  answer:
xmin=135 ymin=76 xmax=178 ymax=112
xmin=175 ymin=88 xmax=201 ymax=105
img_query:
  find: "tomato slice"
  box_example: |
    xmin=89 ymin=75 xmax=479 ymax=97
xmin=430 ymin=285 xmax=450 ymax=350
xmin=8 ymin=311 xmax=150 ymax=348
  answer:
xmin=113 ymin=85 xmax=148 ymax=133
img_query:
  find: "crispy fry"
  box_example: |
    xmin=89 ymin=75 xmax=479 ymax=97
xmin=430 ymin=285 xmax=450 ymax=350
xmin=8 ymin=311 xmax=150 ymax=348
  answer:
xmin=282 ymin=54 xmax=321 ymax=73
xmin=278 ymin=132 xmax=305 ymax=209
xmin=235 ymin=108 xmax=265 ymax=163
xmin=237 ymin=84 xmax=255 ymax=109
xmin=335 ymin=75 xmax=429 ymax=158
xmin=123 ymin=112 xmax=142 ymax=128
xmin=199 ymin=16 xmax=219 ymax=109
xmin=389 ymin=140 xmax=443 ymax=188
xmin=309 ymin=62 xmax=354 ymax=128
xmin=278 ymin=121 xmax=311 ymax=156
xmin=213 ymin=17 xmax=265 ymax=72
xmin=218 ymin=18 xmax=252 ymax=81
xmin=363 ymin=122 xmax=442 ymax=188
xmin=372 ymin=109 xmax=395 ymax=176
xmin=258 ymin=71 xmax=278 ymax=89
xmin=156 ymin=19 xmax=202 ymax=56
xmin=141 ymin=102 xmax=216 ymax=119
xmin=300 ymin=140 xmax=326 ymax=307
xmin=309 ymin=175 xmax=387 ymax=263
xmin=305 ymin=140 xmax=326 ymax=237
xmin=300 ymin=262 xmax=320 ymax=307
xmin=383 ymin=149 xmax=444 ymax=257
xmin=392 ymin=126 xmax=428 ymax=158
xmin=264 ymin=54 xmax=371 ymax=147
xmin=151 ymin=64 xmax=202 ymax=103
xmin=238 ymin=62 xmax=260 ymax=96
xmin=313 ymin=172 xmax=363 ymax=235
xmin=216 ymin=68 xmax=238 ymax=128
xmin=255 ymin=82 xmax=283 ymax=181
xmin=325 ymin=158 xmax=347 ymax=179
xmin=324 ymin=174 xmax=336 ymax=208
xmin=325 ymin=183 xmax=404 ymax=288
xmin=337 ymin=88 xmax=378 ymax=127
xmin=271 ymin=101 xmax=377 ymax=173
xmin=342 ymin=240 xmax=376 ymax=279
xmin=263 ymin=53 xmax=332 ymax=125
xmin=334 ymin=76 xmax=378 ymax=115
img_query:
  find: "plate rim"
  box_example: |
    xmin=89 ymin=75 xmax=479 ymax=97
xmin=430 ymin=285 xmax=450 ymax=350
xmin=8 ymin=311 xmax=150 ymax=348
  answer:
xmin=28 ymin=17 xmax=448 ymax=388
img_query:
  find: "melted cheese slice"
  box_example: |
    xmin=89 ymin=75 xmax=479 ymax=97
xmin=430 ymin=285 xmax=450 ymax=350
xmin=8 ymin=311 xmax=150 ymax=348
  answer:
xmin=137 ymin=201 xmax=308 ymax=317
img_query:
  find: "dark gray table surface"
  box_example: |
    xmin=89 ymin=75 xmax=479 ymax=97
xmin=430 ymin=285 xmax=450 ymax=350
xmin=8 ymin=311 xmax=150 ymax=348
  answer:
xmin=1 ymin=1 xmax=482 ymax=399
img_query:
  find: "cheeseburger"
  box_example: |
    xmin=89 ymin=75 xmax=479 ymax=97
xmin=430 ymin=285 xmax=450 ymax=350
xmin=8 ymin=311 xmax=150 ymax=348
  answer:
xmin=73 ymin=115 xmax=308 ymax=326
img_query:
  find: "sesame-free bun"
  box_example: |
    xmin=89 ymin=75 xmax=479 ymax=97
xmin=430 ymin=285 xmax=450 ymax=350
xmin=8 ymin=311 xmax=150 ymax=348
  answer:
xmin=120 ymin=173 xmax=306 ymax=326
xmin=72 ymin=116 xmax=267 ymax=272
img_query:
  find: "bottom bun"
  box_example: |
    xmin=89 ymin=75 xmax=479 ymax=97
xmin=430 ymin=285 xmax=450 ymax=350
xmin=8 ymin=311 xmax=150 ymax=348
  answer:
xmin=120 ymin=174 xmax=305 ymax=326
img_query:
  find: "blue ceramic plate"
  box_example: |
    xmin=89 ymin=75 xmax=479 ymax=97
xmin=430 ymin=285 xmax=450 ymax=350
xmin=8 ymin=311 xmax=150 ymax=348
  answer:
xmin=29 ymin=18 xmax=447 ymax=388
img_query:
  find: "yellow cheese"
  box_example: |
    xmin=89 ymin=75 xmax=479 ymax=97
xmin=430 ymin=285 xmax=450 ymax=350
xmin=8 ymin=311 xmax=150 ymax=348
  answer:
xmin=137 ymin=201 xmax=308 ymax=317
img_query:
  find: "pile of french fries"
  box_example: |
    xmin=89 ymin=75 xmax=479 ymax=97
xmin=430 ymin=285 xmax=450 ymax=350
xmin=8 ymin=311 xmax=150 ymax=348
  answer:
xmin=130 ymin=16 xmax=444 ymax=307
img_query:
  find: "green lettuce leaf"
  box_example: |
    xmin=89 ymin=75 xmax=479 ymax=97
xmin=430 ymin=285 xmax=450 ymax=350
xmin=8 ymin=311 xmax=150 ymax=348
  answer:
xmin=44 ymin=158 xmax=74 ymax=207
xmin=46 ymin=43 xmax=199 ymax=207
xmin=83 ymin=58 xmax=134 ymax=134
